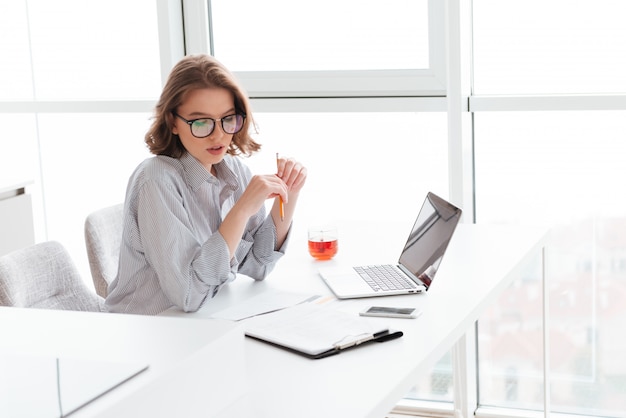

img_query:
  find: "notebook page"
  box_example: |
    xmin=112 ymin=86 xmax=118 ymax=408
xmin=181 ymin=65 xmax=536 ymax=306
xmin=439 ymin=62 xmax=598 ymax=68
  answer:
xmin=244 ymin=303 xmax=388 ymax=356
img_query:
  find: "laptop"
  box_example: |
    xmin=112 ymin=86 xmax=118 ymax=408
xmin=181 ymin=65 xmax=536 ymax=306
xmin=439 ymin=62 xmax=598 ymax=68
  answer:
xmin=318 ymin=192 xmax=462 ymax=299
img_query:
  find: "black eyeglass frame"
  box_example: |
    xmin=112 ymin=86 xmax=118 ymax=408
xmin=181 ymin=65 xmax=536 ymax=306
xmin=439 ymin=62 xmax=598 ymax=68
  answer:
xmin=173 ymin=113 xmax=246 ymax=138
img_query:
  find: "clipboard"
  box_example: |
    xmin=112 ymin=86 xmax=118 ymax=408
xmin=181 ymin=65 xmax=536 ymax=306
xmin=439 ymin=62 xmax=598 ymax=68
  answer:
xmin=244 ymin=303 xmax=403 ymax=359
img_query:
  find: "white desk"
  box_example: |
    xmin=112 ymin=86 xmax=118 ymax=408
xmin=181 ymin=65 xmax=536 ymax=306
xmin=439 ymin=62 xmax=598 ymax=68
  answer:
xmin=163 ymin=222 xmax=548 ymax=418
xmin=0 ymin=222 xmax=545 ymax=418
xmin=0 ymin=307 xmax=245 ymax=417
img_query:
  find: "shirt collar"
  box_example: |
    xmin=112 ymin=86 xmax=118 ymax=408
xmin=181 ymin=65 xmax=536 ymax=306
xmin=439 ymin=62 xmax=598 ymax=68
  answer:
xmin=180 ymin=152 xmax=240 ymax=192
xmin=214 ymin=156 xmax=240 ymax=193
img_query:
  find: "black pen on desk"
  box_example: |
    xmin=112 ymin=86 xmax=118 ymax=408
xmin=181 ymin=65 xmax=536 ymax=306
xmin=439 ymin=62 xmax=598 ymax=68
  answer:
xmin=276 ymin=153 xmax=284 ymax=221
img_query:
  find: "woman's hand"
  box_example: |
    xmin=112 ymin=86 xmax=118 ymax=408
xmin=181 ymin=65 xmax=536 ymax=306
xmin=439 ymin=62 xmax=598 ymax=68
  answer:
xmin=220 ymin=157 xmax=307 ymax=257
xmin=271 ymin=156 xmax=306 ymax=247
xmin=276 ymin=156 xmax=307 ymax=199
xmin=237 ymin=174 xmax=288 ymax=218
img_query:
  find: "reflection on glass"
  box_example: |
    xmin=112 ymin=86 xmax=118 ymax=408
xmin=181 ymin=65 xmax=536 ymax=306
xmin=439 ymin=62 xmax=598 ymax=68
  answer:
xmin=475 ymin=111 xmax=626 ymax=416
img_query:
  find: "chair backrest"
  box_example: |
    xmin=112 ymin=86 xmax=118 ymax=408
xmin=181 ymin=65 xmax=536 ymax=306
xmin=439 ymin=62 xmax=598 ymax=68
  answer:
xmin=84 ymin=203 xmax=124 ymax=298
xmin=0 ymin=241 xmax=104 ymax=311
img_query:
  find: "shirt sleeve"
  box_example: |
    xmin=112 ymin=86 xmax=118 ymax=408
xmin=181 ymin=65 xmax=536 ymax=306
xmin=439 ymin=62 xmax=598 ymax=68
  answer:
xmin=236 ymin=214 xmax=291 ymax=280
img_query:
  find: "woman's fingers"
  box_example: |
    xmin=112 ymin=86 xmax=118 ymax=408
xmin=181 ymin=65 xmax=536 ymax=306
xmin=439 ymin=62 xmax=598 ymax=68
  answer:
xmin=276 ymin=157 xmax=307 ymax=192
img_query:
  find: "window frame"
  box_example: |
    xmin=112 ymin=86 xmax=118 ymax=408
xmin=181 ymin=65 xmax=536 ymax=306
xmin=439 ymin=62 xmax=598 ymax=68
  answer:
xmin=185 ymin=0 xmax=447 ymax=100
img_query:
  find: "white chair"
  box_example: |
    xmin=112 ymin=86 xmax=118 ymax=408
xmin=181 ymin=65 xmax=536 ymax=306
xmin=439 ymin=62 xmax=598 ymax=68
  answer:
xmin=0 ymin=241 xmax=104 ymax=311
xmin=84 ymin=203 xmax=123 ymax=298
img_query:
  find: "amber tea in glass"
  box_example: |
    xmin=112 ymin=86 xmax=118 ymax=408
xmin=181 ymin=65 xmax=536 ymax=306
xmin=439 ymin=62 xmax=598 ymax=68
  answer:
xmin=308 ymin=226 xmax=338 ymax=260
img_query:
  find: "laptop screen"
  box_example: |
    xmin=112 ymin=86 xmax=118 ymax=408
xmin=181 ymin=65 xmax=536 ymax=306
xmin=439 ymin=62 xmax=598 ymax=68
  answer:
xmin=398 ymin=192 xmax=462 ymax=288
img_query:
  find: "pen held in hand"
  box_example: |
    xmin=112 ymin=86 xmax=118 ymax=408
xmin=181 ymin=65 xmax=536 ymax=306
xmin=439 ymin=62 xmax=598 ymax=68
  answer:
xmin=276 ymin=153 xmax=284 ymax=221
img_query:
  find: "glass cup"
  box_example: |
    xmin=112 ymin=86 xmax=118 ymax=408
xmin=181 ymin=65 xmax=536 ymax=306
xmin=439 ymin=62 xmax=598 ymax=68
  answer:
xmin=308 ymin=225 xmax=338 ymax=261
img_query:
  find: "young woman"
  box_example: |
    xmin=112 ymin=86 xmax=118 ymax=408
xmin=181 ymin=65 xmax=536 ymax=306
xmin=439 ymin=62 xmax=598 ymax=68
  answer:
xmin=105 ymin=54 xmax=307 ymax=315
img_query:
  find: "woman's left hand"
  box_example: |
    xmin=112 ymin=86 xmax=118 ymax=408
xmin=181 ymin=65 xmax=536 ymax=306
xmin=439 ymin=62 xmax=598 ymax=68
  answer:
xmin=276 ymin=156 xmax=307 ymax=196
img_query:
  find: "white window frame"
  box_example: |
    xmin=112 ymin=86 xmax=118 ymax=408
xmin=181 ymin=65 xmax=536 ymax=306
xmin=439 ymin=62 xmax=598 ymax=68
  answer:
xmin=183 ymin=0 xmax=447 ymax=100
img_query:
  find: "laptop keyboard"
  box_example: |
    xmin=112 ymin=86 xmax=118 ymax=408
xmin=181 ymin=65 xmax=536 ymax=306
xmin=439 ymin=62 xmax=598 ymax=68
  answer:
xmin=354 ymin=265 xmax=419 ymax=292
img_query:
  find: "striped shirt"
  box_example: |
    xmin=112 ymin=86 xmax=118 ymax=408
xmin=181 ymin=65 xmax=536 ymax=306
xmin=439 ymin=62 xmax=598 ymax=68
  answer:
xmin=105 ymin=152 xmax=289 ymax=315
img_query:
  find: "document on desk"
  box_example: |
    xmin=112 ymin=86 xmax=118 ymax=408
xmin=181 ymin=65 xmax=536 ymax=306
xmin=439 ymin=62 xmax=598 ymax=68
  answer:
xmin=209 ymin=290 xmax=317 ymax=321
xmin=244 ymin=302 xmax=403 ymax=359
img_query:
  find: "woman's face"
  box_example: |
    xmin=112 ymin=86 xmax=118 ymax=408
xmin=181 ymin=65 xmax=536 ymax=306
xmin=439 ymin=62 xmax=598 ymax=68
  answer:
xmin=173 ymin=87 xmax=236 ymax=172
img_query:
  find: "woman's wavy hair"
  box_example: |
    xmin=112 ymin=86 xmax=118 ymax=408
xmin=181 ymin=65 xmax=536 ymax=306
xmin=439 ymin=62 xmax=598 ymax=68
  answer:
xmin=145 ymin=54 xmax=260 ymax=158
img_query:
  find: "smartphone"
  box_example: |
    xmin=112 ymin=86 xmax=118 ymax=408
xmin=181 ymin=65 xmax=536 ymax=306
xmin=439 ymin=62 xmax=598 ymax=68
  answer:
xmin=359 ymin=306 xmax=421 ymax=319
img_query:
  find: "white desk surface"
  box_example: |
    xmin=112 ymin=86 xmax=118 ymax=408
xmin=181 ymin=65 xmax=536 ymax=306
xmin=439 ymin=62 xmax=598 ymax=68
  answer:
xmin=162 ymin=221 xmax=548 ymax=418
xmin=0 ymin=222 xmax=546 ymax=418
xmin=0 ymin=307 xmax=245 ymax=418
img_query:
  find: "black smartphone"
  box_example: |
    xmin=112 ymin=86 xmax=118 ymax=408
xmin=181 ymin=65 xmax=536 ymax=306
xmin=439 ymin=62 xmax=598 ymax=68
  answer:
xmin=359 ymin=306 xmax=421 ymax=319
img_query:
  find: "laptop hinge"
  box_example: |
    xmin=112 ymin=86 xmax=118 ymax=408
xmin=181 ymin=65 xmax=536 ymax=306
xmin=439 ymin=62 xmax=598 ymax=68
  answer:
xmin=398 ymin=264 xmax=428 ymax=291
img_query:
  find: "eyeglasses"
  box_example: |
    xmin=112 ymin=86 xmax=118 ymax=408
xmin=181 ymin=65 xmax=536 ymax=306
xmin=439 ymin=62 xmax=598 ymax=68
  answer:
xmin=174 ymin=113 xmax=245 ymax=138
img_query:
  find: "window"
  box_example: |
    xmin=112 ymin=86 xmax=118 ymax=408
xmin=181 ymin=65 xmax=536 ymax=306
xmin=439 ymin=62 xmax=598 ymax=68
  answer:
xmin=244 ymin=112 xmax=449 ymax=224
xmin=473 ymin=1 xmax=626 ymax=415
xmin=205 ymin=0 xmax=446 ymax=98
xmin=211 ymin=0 xmax=429 ymax=72
xmin=1 ymin=0 xmax=161 ymax=100
xmin=0 ymin=3 xmax=33 ymax=100
xmin=473 ymin=0 xmax=626 ymax=95
xmin=0 ymin=115 xmax=38 ymax=185
xmin=0 ymin=0 xmax=162 ymax=280
xmin=475 ymin=111 xmax=626 ymax=416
